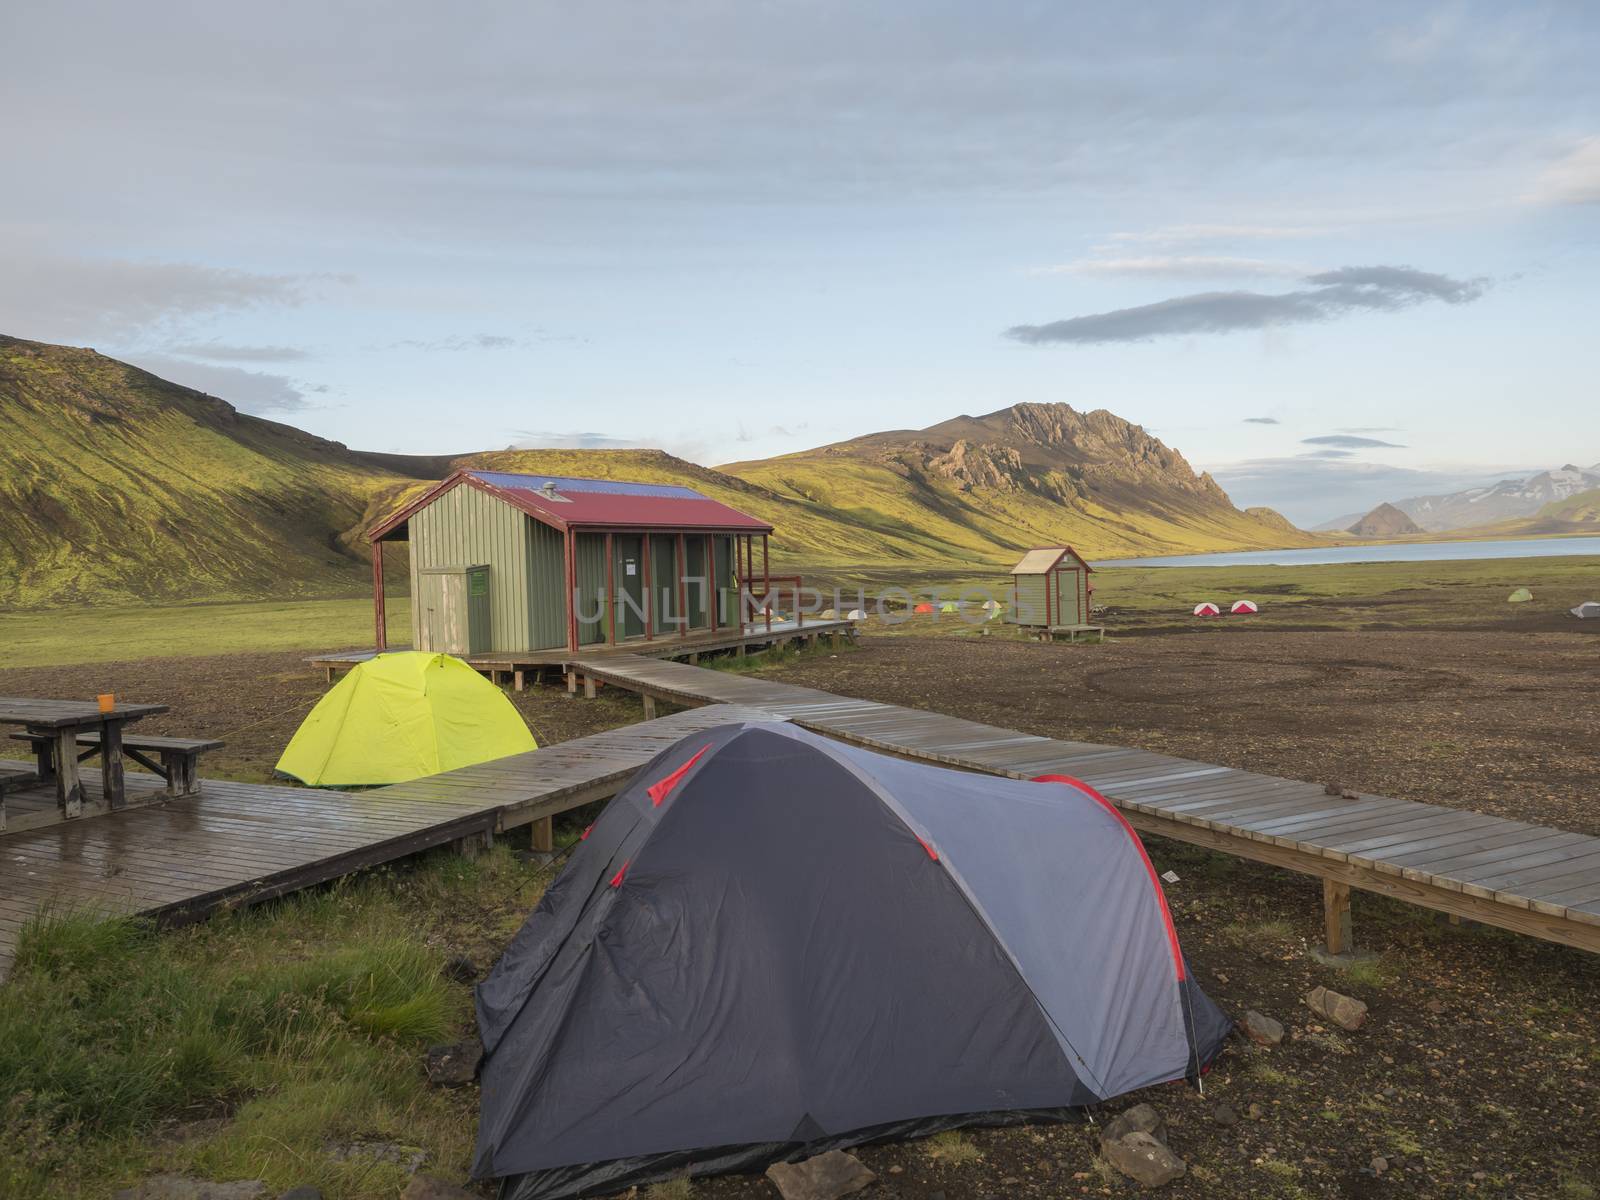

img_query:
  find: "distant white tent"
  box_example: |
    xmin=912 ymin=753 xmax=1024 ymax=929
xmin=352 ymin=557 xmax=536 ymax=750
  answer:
xmin=1573 ymin=601 xmax=1600 ymax=620
xmin=819 ymin=608 xmax=837 ymax=619
xmin=1193 ymin=602 xmax=1221 ymax=617
xmin=1230 ymin=600 xmax=1258 ymax=615
xmin=846 ymin=609 xmax=867 ymax=620
xmin=981 ymin=599 xmax=1002 ymax=611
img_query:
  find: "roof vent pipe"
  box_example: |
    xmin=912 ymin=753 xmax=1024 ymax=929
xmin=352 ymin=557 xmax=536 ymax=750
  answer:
xmin=541 ymin=481 xmax=558 ymax=498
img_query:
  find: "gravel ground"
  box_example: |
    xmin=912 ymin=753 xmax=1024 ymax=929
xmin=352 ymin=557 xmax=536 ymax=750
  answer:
xmin=4 ymin=631 xmax=1599 ymax=1197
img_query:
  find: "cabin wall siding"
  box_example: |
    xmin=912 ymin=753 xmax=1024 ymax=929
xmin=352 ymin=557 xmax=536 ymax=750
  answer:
xmin=574 ymin=532 xmax=608 ymax=645
xmin=526 ymin=519 xmax=567 ymax=650
xmin=404 ymin=484 xmax=755 ymax=650
xmin=1010 ymin=575 xmax=1048 ymax=625
xmin=409 ymin=485 xmax=531 ymax=651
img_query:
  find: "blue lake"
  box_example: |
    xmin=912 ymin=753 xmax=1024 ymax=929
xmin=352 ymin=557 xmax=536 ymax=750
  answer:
xmin=1098 ymin=536 xmax=1600 ymax=569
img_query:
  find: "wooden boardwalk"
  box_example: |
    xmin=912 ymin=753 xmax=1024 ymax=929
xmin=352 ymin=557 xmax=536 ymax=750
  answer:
xmin=309 ymin=619 xmax=858 ymax=684
xmin=0 ymin=703 xmax=777 ymax=978
xmin=574 ymin=655 xmax=1600 ymax=956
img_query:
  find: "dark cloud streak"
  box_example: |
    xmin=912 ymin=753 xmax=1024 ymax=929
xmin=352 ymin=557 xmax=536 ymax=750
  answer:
xmin=1303 ymin=434 xmax=1407 ymax=448
xmin=1007 ymin=265 xmax=1488 ymax=346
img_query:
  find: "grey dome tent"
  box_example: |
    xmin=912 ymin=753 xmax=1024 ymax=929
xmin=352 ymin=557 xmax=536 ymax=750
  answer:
xmin=473 ymin=722 xmax=1230 ymax=1199
xmin=1573 ymin=601 xmax=1600 ymax=620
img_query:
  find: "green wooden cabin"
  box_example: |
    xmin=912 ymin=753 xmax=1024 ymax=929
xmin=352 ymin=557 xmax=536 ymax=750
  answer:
xmin=368 ymin=471 xmax=773 ymax=655
xmin=1006 ymin=546 xmax=1094 ymax=629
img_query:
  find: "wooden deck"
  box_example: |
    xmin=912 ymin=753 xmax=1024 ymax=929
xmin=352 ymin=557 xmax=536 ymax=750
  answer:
xmin=307 ymin=619 xmax=858 ymax=684
xmin=0 ymin=703 xmax=779 ymax=978
xmin=9 ymin=644 xmax=1597 ymax=977
xmin=573 ymin=654 xmax=1600 ymax=956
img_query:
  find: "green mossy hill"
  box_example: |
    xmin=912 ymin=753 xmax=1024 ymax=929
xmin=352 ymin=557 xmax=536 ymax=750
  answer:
xmin=0 ymin=335 xmax=431 ymax=607
xmin=719 ymin=402 xmax=1325 ymax=563
xmin=3 ymin=338 xmax=1319 ymax=608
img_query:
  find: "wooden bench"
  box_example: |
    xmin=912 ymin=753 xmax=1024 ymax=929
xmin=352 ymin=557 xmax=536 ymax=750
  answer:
xmin=11 ymin=731 xmax=222 ymax=798
xmin=0 ymin=767 xmax=42 ymax=832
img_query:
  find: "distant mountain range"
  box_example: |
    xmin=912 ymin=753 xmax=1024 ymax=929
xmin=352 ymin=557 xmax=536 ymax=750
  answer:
xmin=1317 ymin=464 xmax=1600 ymax=535
xmin=0 ymin=335 xmax=1323 ymax=608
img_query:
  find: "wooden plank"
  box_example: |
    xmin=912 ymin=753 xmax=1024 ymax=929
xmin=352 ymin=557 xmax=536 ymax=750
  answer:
xmin=0 ymin=703 xmax=778 ymax=978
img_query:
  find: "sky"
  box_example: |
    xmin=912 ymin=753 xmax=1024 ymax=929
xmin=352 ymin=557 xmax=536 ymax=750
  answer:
xmin=3 ymin=1 xmax=1598 ymax=525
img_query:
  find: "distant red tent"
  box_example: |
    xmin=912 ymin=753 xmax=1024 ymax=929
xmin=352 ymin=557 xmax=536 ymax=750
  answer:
xmin=1230 ymin=600 xmax=1258 ymax=615
xmin=1193 ymin=602 xmax=1221 ymax=617
xmin=913 ymin=602 xmax=936 ymax=614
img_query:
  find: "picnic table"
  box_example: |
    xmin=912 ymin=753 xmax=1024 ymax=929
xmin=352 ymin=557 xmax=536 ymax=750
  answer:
xmin=0 ymin=697 xmax=169 ymax=819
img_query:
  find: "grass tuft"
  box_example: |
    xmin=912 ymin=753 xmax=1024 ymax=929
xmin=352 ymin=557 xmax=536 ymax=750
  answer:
xmin=645 ymin=1178 xmax=694 ymax=1200
xmin=923 ymin=1129 xmax=982 ymax=1165
xmin=0 ymin=847 xmax=540 ymax=1199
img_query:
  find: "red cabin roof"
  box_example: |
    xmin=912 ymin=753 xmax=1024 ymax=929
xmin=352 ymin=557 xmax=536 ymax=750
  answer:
xmin=370 ymin=470 xmax=773 ymax=540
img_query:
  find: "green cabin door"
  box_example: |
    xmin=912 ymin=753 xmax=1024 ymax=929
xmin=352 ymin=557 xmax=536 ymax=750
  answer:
xmin=1053 ymin=568 xmax=1081 ymax=626
xmin=612 ymin=535 xmax=646 ymax=640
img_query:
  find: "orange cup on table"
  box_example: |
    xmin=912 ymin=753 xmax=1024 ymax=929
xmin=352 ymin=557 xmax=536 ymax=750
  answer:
xmin=97 ymin=693 xmax=115 ymax=713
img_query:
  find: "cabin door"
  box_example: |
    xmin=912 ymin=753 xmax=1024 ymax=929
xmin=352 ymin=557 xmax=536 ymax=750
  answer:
xmin=612 ymin=535 xmax=647 ymax=640
xmin=418 ymin=571 xmax=468 ymax=653
xmin=1053 ymin=569 xmax=1080 ymax=627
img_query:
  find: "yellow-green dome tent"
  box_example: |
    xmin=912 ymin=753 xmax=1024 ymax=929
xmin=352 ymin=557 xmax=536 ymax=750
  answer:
xmin=1507 ymin=587 xmax=1533 ymax=603
xmin=277 ymin=652 xmax=536 ymax=786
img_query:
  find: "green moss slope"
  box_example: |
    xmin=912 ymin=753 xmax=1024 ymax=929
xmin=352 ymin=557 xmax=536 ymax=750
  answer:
xmin=2 ymin=339 xmax=1320 ymax=608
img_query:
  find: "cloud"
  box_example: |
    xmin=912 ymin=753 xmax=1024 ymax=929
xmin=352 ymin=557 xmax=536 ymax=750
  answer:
xmin=120 ymin=353 xmax=312 ymax=413
xmin=381 ymin=334 xmax=526 ymax=352
xmin=1243 ymin=416 xmax=1280 ymax=425
xmin=1303 ymin=434 xmax=1407 ymax=449
xmin=1034 ymin=255 xmax=1310 ymax=280
xmin=1105 ymin=224 xmax=1345 ymax=245
xmin=1523 ymin=136 xmax=1600 ymax=206
xmin=0 ymin=251 xmax=327 ymax=343
xmin=1006 ymin=265 xmax=1489 ymax=346
xmin=507 ymin=430 xmax=639 ymax=450
xmin=166 ymin=341 xmax=311 ymax=363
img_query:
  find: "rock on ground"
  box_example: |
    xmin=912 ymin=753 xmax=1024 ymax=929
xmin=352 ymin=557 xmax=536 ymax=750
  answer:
xmin=1242 ymin=1009 xmax=1284 ymax=1046
xmin=1305 ymin=985 xmax=1369 ymax=1031
xmin=425 ymin=1040 xmax=483 ymax=1088
xmin=112 ymin=1179 xmax=267 ymax=1200
xmin=328 ymin=1140 xmax=427 ymax=1173
xmin=1101 ymin=1131 xmax=1186 ymax=1189
xmin=401 ymin=1177 xmax=480 ymax=1200
xmin=1099 ymin=1103 xmax=1167 ymax=1147
xmin=765 ymin=1150 xmax=876 ymax=1200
